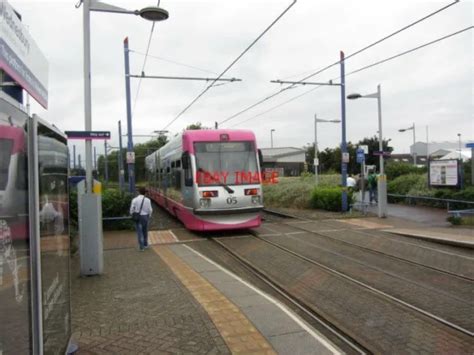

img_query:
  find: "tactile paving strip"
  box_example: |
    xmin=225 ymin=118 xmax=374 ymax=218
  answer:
xmin=153 ymin=246 xmax=276 ymax=354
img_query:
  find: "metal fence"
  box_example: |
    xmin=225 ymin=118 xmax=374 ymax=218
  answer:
xmin=387 ymin=193 xmax=474 ymax=213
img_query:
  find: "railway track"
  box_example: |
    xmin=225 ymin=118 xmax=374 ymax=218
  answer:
xmin=262 ymin=209 xmax=474 ymax=280
xmin=209 ymin=237 xmax=369 ymax=355
xmin=206 ymin=233 xmax=473 ymax=353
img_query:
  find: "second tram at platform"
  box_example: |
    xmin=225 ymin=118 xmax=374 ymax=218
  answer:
xmin=145 ymin=129 xmax=264 ymax=231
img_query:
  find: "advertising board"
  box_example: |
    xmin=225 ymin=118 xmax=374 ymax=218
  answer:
xmin=429 ymin=159 xmax=459 ymax=186
xmin=0 ymin=96 xmax=31 ymax=354
xmin=0 ymin=0 xmax=49 ymax=108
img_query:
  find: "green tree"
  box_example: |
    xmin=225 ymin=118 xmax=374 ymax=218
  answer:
xmin=97 ymin=135 xmax=168 ymax=183
xmin=305 ymin=135 xmax=393 ymax=175
xmin=357 ymin=135 xmax=393 ymax=169
xmin=186 ymin=122 xmax=203 ymax=130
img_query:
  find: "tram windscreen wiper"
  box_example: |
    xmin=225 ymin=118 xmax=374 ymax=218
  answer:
xmin=198 ymin=168 xmax=234 ymax=194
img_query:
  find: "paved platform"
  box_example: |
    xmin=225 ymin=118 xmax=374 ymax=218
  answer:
xmin=384 ymin=228 xmax=474 ymax=249
xmin=72 ymin=231 xmax=340 ymax=354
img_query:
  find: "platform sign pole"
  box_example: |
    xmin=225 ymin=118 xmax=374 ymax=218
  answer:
xmin=118 ymin=120 xmax=125 ymax=192
xmin=376 ymin=84 xmax=387 ymax=218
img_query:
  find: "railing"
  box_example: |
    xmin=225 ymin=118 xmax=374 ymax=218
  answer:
xmin=387 ymin=194 xmax=474 ymax=212
xmin=102 ymin=216 xmax=131 ymax=221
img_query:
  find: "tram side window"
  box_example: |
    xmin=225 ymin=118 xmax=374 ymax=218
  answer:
xmin=182 ymin=152 xmax=193 ymax=187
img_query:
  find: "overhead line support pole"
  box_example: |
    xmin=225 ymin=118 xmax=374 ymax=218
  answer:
xmin=124 ymin=37 xmax=135 ymax=193
xmin=340 ymin=51 xmax=348 ymax=212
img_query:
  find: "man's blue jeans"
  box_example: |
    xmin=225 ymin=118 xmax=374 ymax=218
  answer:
xmin=135 ymin=215 xmax=149 ymax=250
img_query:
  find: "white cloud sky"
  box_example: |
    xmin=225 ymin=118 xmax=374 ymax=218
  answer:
xmin=8 ymin=0 xmax=474 ymax=160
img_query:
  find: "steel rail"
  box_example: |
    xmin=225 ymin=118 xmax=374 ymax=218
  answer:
xmin=210 ymin=238 xmax=369 ymax=355
xmin=249 ymin=229 xmax=474 ymax=338
xmin=262 ymin=209 xmax=474 ymax=280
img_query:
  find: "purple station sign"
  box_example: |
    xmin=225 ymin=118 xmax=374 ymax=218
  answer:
xmin=0 ymin=0 xmax=49 ymax=108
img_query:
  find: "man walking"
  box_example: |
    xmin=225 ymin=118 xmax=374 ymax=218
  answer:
xmin=130 ymin=187 xmax=153 ymax=251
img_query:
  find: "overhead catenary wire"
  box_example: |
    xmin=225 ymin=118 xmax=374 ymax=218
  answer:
xmin=227 ymin=26 xmax=473 ymax=128
xmin=129 ymin=50 xmax=219 ymax=75
xmin=230 ymin=86 xmax=322 ymax=128
xmin=132 ymin=0 xmax=161 ymax=114
xmin=218 ymin=0 xmax=460 ymax=126
xmin=161 ymin=0 xmax=298 ymax=131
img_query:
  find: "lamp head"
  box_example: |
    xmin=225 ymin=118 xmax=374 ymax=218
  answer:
xmin=399 ymin=129 xmax=406 ymax=132
xmin=347 ymin=93 xmax=362 ymax=100
xmin=139 ymin=6 xmax=169 ymax=21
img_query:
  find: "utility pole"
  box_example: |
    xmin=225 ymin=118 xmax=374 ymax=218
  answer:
xmin=270 ymin=50 xmax=348 ymax=211
xmin=73 ymin=145 xmax=76 ymax=169
xmin=104 ymin=140 xmax=109 ymax=183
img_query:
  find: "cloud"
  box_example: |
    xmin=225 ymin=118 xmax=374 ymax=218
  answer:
xmin=9 ymin=0 xmax=473 ymax=157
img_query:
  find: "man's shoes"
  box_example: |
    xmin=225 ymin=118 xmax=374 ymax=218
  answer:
xmin=139 ymin=248 xmax=145 ymax=252
xmin=144 ymin=245 xmax=149 ymax=249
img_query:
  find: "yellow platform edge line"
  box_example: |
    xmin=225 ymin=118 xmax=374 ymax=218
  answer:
xmin=153 ymin=246 xmax=276 ymax=354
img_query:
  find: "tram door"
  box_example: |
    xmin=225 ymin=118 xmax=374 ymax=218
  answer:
xmin=181 ymin=152 xmax=194 ymax=208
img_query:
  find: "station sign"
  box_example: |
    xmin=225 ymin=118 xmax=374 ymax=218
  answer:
xmin=358 ymin=145 xmax=369 ymax=154
xmin=0 ymin=0 xmax=49 ymax=108
xmin=466 ymin=143 xmax=474 ymax=148
xmin=126 ymin=152 xmax=135 ymax=164
xmin=373 ymin=151 xmax=391 ymax=157
xmin=356 ymin=148 xmax=365 ymax=163
xmin=65 ymin=131 xmax=111 ymax=140
xmin=342 ymin=152 xmax=350 ymax=163
xmin=429 ymin=159 xmax=459 ymax=187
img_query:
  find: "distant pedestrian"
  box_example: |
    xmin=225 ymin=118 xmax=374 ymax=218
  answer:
xmin=367 ymin=170 xmax=378 ymax=204
xmin=347 ymin=175 xmax=356 ymax=191
xmin=130 ymin=187 xmax=153 ymax=251
xmin=356 ymin=174 xmax=367 ymax=202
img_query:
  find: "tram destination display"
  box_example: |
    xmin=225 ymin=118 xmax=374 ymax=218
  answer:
xmin=429 ymin=159 xmax=459 ymax=187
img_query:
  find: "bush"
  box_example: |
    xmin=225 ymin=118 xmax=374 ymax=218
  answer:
xmin=101 ymin=189 xmax=134 ymax=230
xmin=263 ymin=178 xmax=314 ymax=208
xmin=310 ymin=186 xmax=354 ymax=212
xmin=385 ymin=161 xmax=425 ymax=181
xmin=262 ymin=175 xmax=341 ymax=209
xmin=387 ymin=174 xmax=426 ymax=195
xmin=68 ymin=187 xmax=134 ymax=231
xmin=447 ymin=216 xmax=462 ymax=225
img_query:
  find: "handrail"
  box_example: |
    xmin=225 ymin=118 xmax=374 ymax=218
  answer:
xmin=387 ymin=194 xmax=474 ymax=205
xmin=388 ymin=193 xmax=474 ymax=212
xmin=102 ymin=216 xmax=131 ymax=221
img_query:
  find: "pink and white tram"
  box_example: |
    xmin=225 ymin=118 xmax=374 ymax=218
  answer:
xmin=145 ymin=129 xmax=264 ymax=231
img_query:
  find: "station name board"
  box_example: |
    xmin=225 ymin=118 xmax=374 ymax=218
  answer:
xmin=0 ymin=0 xmax=49 ymax=108
xmin=65 ymin=131 xmax=111 ymax=140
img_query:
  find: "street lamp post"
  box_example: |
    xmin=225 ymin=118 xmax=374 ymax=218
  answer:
xmin=270 ymin=129 xmax=275 ymax=148
xmin=399 ymin=123 xmax=416 ymax=166
xmin=457 ymin=133 xmax=462 ymax=160
xmin=314 ymin=114 xmax=341 ymax=185
xmin=347 ymin=84 xmax=387 ymax=218
xmin=82 ymin=0 xmax=168 ymax=192
xmin=80 ymin=0 xmax=169 ymax=276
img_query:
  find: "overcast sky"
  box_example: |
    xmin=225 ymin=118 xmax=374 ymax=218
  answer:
xmin=10 ymin=0 xmax=473 ymax=159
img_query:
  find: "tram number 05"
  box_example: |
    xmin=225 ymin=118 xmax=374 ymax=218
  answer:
xmin=226 ymin=197 xmax=237 ymax=205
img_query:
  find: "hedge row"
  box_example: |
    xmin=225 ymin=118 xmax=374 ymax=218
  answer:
xmin=310 ymin=186 xmax=354 ymax=212
xmin=69 ymin=188 xmax=135 ymax=230
xmin=387 ymin=174 xmax=474 ymax=209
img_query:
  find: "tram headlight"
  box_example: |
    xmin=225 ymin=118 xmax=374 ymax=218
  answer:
xmin=251 ymin=195 xmax=261 ymax=204
xmin=199 ymin=198 xmax=211 ymax=207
